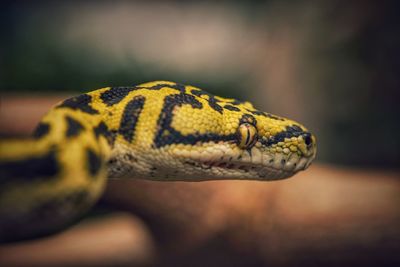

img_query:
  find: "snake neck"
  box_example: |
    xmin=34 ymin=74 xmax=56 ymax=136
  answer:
xmin=0 ymin=101 xmax=111 ymax=241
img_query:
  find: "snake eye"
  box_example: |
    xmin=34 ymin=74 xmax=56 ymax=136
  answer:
xmin=237 ymin=123 xmax=258 ymax=149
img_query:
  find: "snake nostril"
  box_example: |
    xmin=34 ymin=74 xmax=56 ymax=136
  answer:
xmin=304 ymin=134 xmax=312 ymax=146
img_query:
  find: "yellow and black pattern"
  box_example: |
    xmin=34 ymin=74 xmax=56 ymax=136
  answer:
xmin=0 ymin=81 xmax=316 ymax=241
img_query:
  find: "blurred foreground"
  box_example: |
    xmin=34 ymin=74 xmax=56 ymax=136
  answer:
xmin=0 ymin=95 xmax=399 ymax=267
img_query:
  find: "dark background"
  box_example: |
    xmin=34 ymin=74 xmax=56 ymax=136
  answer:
xmin=1 ymin=0 xmax=399 ymax=168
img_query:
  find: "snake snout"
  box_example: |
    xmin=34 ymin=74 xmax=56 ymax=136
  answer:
xmin=302 ymin=132 xmax=317 ymax=158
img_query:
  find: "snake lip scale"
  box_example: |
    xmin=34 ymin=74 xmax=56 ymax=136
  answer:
xmin=0 ymin=80 xmax=317 ymax=241
xmin=182 ymin=150 xmax=315 ymax=181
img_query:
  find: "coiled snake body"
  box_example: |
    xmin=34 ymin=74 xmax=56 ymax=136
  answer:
xmin=0 ymin=81 xmax=316 ymax=242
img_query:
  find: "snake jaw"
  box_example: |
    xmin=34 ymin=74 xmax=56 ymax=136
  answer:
xmin=168 ymin=135 xmax=316 ymax=180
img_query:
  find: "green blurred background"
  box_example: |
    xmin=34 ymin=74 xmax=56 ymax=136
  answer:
xmin=1 ymin=0 xmax=399 ymax=168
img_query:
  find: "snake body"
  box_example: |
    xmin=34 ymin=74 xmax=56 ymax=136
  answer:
xmin=0 ymin=81 xmax=316 ymax=241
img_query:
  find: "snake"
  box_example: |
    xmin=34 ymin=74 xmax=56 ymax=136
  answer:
xmin=0 ymin=81 xmax=316 ymax=242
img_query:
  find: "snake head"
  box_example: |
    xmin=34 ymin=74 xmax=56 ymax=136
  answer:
xmin=158 ymin=89 xmax=317 ymax=181
xmin=170 ymin=113 xmax=316 ymax=180
xmin=105 ymin=82 xmax=316 ymax=181
xmin=233 ymin=113 xmax=317 ymax=180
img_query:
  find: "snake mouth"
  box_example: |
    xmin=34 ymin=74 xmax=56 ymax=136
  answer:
xmin=189 ymin=151 xmax=315 ymax=180
xmin=174 ymin=143 xmax=316 ymax=180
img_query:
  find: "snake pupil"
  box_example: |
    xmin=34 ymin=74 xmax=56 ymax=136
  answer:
xmin=238 ymin=123 xmax=257 ymax=149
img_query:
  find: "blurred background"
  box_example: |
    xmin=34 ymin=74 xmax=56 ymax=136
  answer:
xmin=1 ymin=0 xmax=399 ymax=167
xmin=0 ymin=1 xmax=399 ymax=267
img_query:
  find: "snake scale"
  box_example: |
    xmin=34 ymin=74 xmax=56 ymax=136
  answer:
xmin=0 ymin=81 xmax=316 ymax=242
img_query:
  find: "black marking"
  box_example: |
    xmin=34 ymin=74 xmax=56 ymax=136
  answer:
xmin=94 ymin=121 xmax=108 ymax=139
xmin=230 ymin=99 xmax=245 ymax=105
xmin=154 ymin=92 xmax=237 ymax=147
xmin=119 ymin=95 xmax=145 ymax=142
xmin=0 ymin=149 xmax=59 ymax=184
xmin=239 ymin=114 xmax=257 ymax=126
xmin=100 ymin=87 xmax=136 ymax=106
xmin=57 ymin=94 xmax=99 ymax=114
xmin=286 ymin=125 xmax=303 ymax=133
xmin=94 ymin=122 xmax=117 ymax=146
xmin=65 ymin=116 xmax=84 ymax=138
xmin=247 ymin=109 xmax=284 ymax=121
xmin=265 ymin=113 xmax=284 ymax=120
xmin=141 ymin=82 xmax=186 ymax=92
xmin=191 ymin=89 xmax=223 ymax=114
xmin=87 ymin=148 xmax=102 ymax=177
xmin=260 ymin=125 xmax=309 ymax=147
xmin=208 ymin=97 xmax=223 ymax=113
xmin=190 ymin=88 xmax=213 ymax=101
xmin=223 ymin=105 xmax=240 ymax=111
xmin=33 ymin=122 xmax=50 ymax=139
